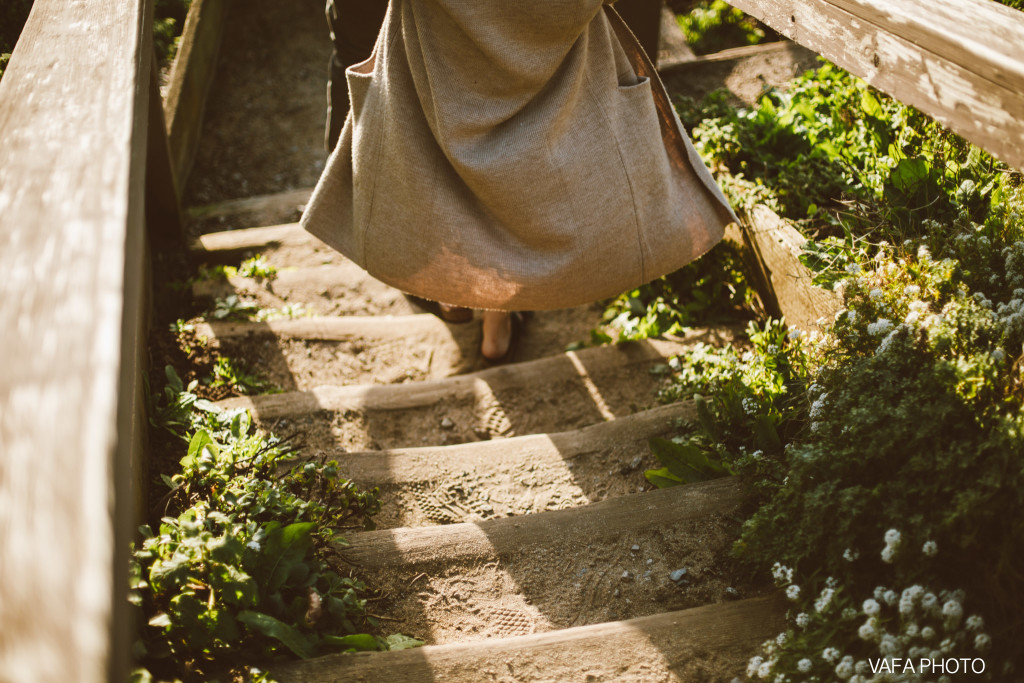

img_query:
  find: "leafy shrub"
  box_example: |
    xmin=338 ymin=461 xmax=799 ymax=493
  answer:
xmin=133 ymin=369 xmax=413 ymax=680
xmin=676 ymin=0 xmax=766 ymax=55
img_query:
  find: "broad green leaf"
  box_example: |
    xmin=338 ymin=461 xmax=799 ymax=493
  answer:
xmin=238 ymin=610 xmax=314 ymax=659
xmin=385 ymin=634 xmax=425 ymax=650
xmin=645 ymin=467 xmax=684 ymax=489
xmin=889 ymin=157 xmax=929 ymax=194
xmin=182 ymin=430 xmax=217 ymax=469
xmin=649 ymin=438 xmax=717 ymax=483
xmin=323 ymin=633 xmax=382 ymax=652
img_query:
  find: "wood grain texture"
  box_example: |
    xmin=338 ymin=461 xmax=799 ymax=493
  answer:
xmin=727 ymin=0 xmax=1024 ymax=169
xmin=273 ymin=595 xmax=786 ymax=683
xmin=739 ymin=205 xmax=842 ymax=331
xmin=163 ymin=0 xmax=229 ymax=189
xmin=341 ymin=477 xmax=745 ymax=569
xmin=0 ymin=0 xmax=152 ymax=680
xmin=186 ymin=187 xmax=313 ymax=220
xmin=191 ymin=221 xmax=315 ymax=253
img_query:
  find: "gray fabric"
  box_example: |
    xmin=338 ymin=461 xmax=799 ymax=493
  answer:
xmin=302 ymin=0 xmax=738 ymax=311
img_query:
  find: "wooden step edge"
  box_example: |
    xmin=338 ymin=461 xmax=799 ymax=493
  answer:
xmin=213 ymin=337 xmax=694 ymax=418
xmin=331 ymin=401 xmax=696 ymax=485
xmin=191 ymin=262 xmax=369 ymax=298
xmin=189 ymin=221 xmax=308 ymax=253
xmin=194 ymin=314 xmax=454 ymax=343
xmin=341 ymin=477 xmax=744 ymax=569
xmin=272 ymin=594 xmax=785 ymax=682
xmin=185 ymin=187 xmax=313 ymax=221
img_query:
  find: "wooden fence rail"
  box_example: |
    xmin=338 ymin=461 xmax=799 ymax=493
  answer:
xmin=727 ymin=0 xmax=1024 ymax=170
xmin=0 ymin=0 xmax=157 ymax=680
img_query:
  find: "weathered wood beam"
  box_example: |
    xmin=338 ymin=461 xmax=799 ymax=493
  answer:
xmin=0 ymin=0 xmax=154 ymax=680
xmin=163 ymin=0 xmax=230 ymax=190
xmin=727 ymin=0 xmax=1024 ymax=169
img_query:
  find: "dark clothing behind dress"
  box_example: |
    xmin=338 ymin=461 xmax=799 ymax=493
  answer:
xmin=323 ymin=0 xmax=662 ymax=152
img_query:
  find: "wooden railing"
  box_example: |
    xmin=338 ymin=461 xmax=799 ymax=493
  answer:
xmin=0 ymin=0 xmax=160 ymax=680
xmin=728 ymin=0 xmax=1024 ymax=170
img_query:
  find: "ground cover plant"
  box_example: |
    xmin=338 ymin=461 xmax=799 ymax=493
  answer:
xmin=613 ymin=59 xmax=1024 ymax=681
xmin=136 ymin=255 xmax=421 ymax=681
xmin=675 ymin=0 xmax=768 ymax=55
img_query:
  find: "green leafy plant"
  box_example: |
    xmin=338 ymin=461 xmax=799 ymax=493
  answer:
xmin=208 ymin=355 xmax=277 ymax=395
xmin=211 ymin=294 xmax=261 ymax=321
xmin=676 ymin=0 xmax=766 ymax=55
xmin=134 ymin=369 xmax=420 ymax=680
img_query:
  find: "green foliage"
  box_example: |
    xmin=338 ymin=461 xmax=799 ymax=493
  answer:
xmin=676 ymin=0 xmax=765 ymax=55
xmin=198 ymin=255 xmax=278 ymax=284
xmin=649 ymin=319 xmax=811 ymax=495
xmin=154 ymin=0 xmax=192 ymax=65
xmin=211 ymin=294 xmax=262 ymax=321
xmin=599 ymin=241 xmax=754 ymax=342
xmin=134 ymin=369 xmax=419 ymax=680
xmin=689 ymin=61 xmax=1020 ymax=253
xmin=208 ymin=356 xmax=277 ymax=395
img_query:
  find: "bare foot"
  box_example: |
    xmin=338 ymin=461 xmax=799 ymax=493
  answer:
xmin=481 ymin=311 xmax=512 ymax=361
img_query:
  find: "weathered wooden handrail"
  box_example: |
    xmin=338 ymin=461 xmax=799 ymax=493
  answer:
xmin=0 ymin=0 xmax=158 ymax=680
xmin=727 ymin=0 xmax=1024 ymax=169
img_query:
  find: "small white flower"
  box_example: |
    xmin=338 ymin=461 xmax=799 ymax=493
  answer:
xmin=904 ymin=623 xmax=919 ymax=637
xmin=922 ymin=540 xmax=938 ymax=557
xmin=873 ymin=586 xmax=887 ymax=601
xmin=869 ymin=288 xmax=883 ymax=300
xmin=905 ymin=285 xmax=921 ymax=296
xmin=771 ymin=563 xmax=794 ymax=585
xmin=975 ymin=633 xmax=992 ymax=652
xmin=858 ymin=620 xmax=877 ymax=641
xmin=881 ymin=545 xmax=896 ymax=564
xmin=821 ymin=647 xmax=841 ymax=663
xmin=940 ymin=637 xmax=954 ymax=654
xmin=776 ymin=632 xmax=788 ymax=646
xmin=797 ymin=658 xmax=812 ymax=673
xmin=786 ymin=584 xmax=801 ymax=601
xmin=843 ymin=547 xmax=859 ymax=562
xmin=921 ymin=626 xmax=936 ymax=640
xmin=867 ymin=318 xmax=894 ymax=336
xmin=883 ymin=590 xmax=898 ymax=606
xmin=795 ymin=612 xmax=810 ymax=628
xmin=815 ymin=587 xmax=835 ymax=613
xmin=835 ymin=656 xmax=855 ymax=679
xmin=746 ymin=655 xmax=763 ymax=677
xmin=862 ymin=598 xmax=881 ymax=616
xmin=846 ymin=263 xmax=861 ymax=275
xmin=884 ymin=529 xmax=901 ymax=546
xmin=993 ymin=348 xmax=1007 ymax=363
xmin=942 ymin=599 xmax=963 ymax=621
xmin=757 ymin=660 xmax=772 ymax=679
xmin=788 ymin=328 xmax=804 ymax=341
xmin=246 ymin=540 xmax=261 ymax=552
xmin=966 ymin=615 xmax=985 ymax=631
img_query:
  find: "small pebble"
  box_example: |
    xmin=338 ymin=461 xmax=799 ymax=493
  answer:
xmin=669 ymin=568 xmax=688 ymax=583
xmin=621 ymin=571 xmax=633 ymax=582
xmin=646 ymin=558 xmax=653 ymax=565
xmin=613 ymin=588 xmax=621 ymax=598
xmin=630 ymin=544 xmax=640 ymax=552
xmin=725 ymin=587 xmax=740 ymax=599
xmin=440 ymin=416 xmax=455 ymax=429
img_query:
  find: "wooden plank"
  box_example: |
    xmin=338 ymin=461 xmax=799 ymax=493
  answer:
xmin=186 ymin=187 xmax=314 ymax=221
xmin=163 ymin=0 xmax=230 ymax=189
xmin=0 ymin=0 xmax=153 ymax=680
xmin=274 ymin=595 xmax=786 ymax=683
xmin=726 ymin=0 xmax=1024 ymax=169
xmin=659 ymin=39 xmax=798 ymax=72
xmin=341 ymin=478 xmax=745 ymax=569
xmin=147 ymin=61 xmax=186 ymax=249
xmin=739 ymin=205 xmax=842 ymax=331
xmin=191 ymin=222 xmax=314 ymax=253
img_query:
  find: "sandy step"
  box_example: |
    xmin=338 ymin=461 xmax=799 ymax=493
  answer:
xmin=196 ymin=316 xmax=481 ymax=387
xmin=273 ymin=595 xmax=784 ymax=683
xmin=214 ymin=334 xmax=732 ymax=451
xmin=330 ymin=402 xmax=695 ymax=529
xmin=327 ymin=479 xmax=760 ymax=646
xmin=191 ymin=222 xmax=346 ymax=269
xmin=193 ymin=263 xmax=422 ymax=317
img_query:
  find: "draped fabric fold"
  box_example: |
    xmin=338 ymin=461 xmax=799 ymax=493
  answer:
xmin=302 ymin=0 xmax=737 ymax=311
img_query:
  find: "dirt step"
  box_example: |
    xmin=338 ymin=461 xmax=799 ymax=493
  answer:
xmin=328 ymin=479 xmax=760 ymax=646
xmin=273 ymin=595 xmax=784 ymax=683
xmin=213 ymin=333 xmax=734 ymax=451
xmin=195 ymin=316 xmax=481 ymax=387
xmin=193 ymin=262 xmax=422 ymax=317
xmin=191 ymin=221 xmax=343 ymax=269
xmin=330 ymin=402 xmax=695 ymax=529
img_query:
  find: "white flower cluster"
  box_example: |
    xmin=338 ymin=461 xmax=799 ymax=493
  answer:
xmin=881 ymin=527 xmax=901 ymax=564
xmin=866 ymin=318 xmax=893 ymax=337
